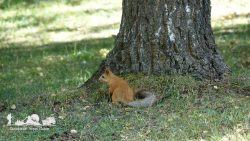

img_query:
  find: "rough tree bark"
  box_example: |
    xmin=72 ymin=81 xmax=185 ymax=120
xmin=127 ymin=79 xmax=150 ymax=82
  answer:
xmin=83 ymin=0 xmax=230 ymax=92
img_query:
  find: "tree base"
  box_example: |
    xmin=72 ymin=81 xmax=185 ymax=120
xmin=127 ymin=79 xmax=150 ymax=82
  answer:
xmin=81 ymin=0 xmax=231 ymax=94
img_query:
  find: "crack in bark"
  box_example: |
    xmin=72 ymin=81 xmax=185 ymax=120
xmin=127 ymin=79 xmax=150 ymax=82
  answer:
xmin=82 ymin=0 xmax=231 ymax=93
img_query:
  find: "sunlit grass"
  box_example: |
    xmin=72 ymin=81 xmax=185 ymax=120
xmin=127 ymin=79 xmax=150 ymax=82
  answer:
xmin=0 ymin=0 xmax=122 ymax=46
xmin=212 ymin=13 xmax=250 ymax=29
xmin=211 ymin=0 xmax=250 ymax=18
xmin=213 ymin=13 xmax=250 ymax=75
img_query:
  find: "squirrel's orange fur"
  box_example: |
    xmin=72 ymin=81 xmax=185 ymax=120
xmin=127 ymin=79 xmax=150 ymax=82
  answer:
xmin=99 ymin=68 xmax=156 ymax=107
xmin=99 ymin=68 xmax=134 ymax=105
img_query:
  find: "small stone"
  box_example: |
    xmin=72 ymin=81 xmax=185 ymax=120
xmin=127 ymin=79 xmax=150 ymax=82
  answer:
xmin=36 ymin=67 xmax=42 ymax=71
xmin=213 ymin=86 xmax=218 ymax=89
xmin=70 ymin=129 xmax=77 ymax=134
xmin=11 ymin=104 xmax=16 ymax=110
xmin=83 ymin=106 xmax=90 ymax=110
xmin=51 ymin=93 xmax=56 ymax=97
xmin=58 ymin=115 xmax=64 ymax=119
xmin=202 ymin=130 xmax=208 ymax=134
xmin=124 ymin=108 xmax=131 ymax=111
xmin=39 ymin=72 xmax=44 ymax=77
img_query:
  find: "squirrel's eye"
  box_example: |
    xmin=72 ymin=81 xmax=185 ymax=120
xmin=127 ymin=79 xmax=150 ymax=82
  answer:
xmin=102 ymin=75 xmax=104 ymax=78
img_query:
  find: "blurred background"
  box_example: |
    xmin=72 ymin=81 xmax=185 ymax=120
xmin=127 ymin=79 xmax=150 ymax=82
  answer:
xmin=0 ymin=0 xmax=249 ymax=47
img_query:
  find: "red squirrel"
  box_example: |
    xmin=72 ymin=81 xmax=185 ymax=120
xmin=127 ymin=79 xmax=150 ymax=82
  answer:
xmin=99 ymin=68 xmax=156 ymax=107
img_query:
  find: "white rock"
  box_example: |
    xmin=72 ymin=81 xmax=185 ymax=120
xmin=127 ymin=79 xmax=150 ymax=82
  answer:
xmin=83 ymin=106 xmax=90 ymax=110
xmin=11 ymin=105 xmax=16 ymax=110
xmin=213 ymin=85 xmax=218 ymax=89
xmin=58 ymin=115 xmax=64 ymax=119
xmin=70 ymin=129 xmax=77 ymax=134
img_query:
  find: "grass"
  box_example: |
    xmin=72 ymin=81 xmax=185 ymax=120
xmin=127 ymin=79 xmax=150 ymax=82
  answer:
xmin=0 ymin=0 xmax=250 ymax=140
xmin=213 ymin=13 xmax=250 ymax=76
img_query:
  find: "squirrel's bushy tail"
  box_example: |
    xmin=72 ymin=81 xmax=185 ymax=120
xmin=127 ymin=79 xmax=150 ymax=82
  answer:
xmin=127 ymin=90 xmax=156 ymax=107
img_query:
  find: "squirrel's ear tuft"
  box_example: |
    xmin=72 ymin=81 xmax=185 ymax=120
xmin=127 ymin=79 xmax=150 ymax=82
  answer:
xmin=104 ymin=67 xmax=110 ymax=75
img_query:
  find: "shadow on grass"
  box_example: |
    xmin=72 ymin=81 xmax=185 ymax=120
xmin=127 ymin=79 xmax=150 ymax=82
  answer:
xmin=214 ymin=23 xmax=250 ymax=38
xmin=1 ymin=20 xmax=249 ymax=103
xmin=0 ymin=37 xmax=114 ymax=140
xmin=88 ymin=22 xmax=120 ymax=33
xmin=0 ymin=37 xmax=114 ymax=104
xmin=213 ymin=23 xmax=250 ymax=74
xmin=0 ymin=13 xmax=249 ymax=141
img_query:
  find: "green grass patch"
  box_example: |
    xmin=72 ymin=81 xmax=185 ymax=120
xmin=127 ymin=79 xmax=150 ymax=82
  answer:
xmin=0 ymin=0 xmax=249 ymax=140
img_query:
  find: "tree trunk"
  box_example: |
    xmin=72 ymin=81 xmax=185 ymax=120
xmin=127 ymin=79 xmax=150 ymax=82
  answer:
xmin=83 ymin=0 xmax=230 ymax=92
